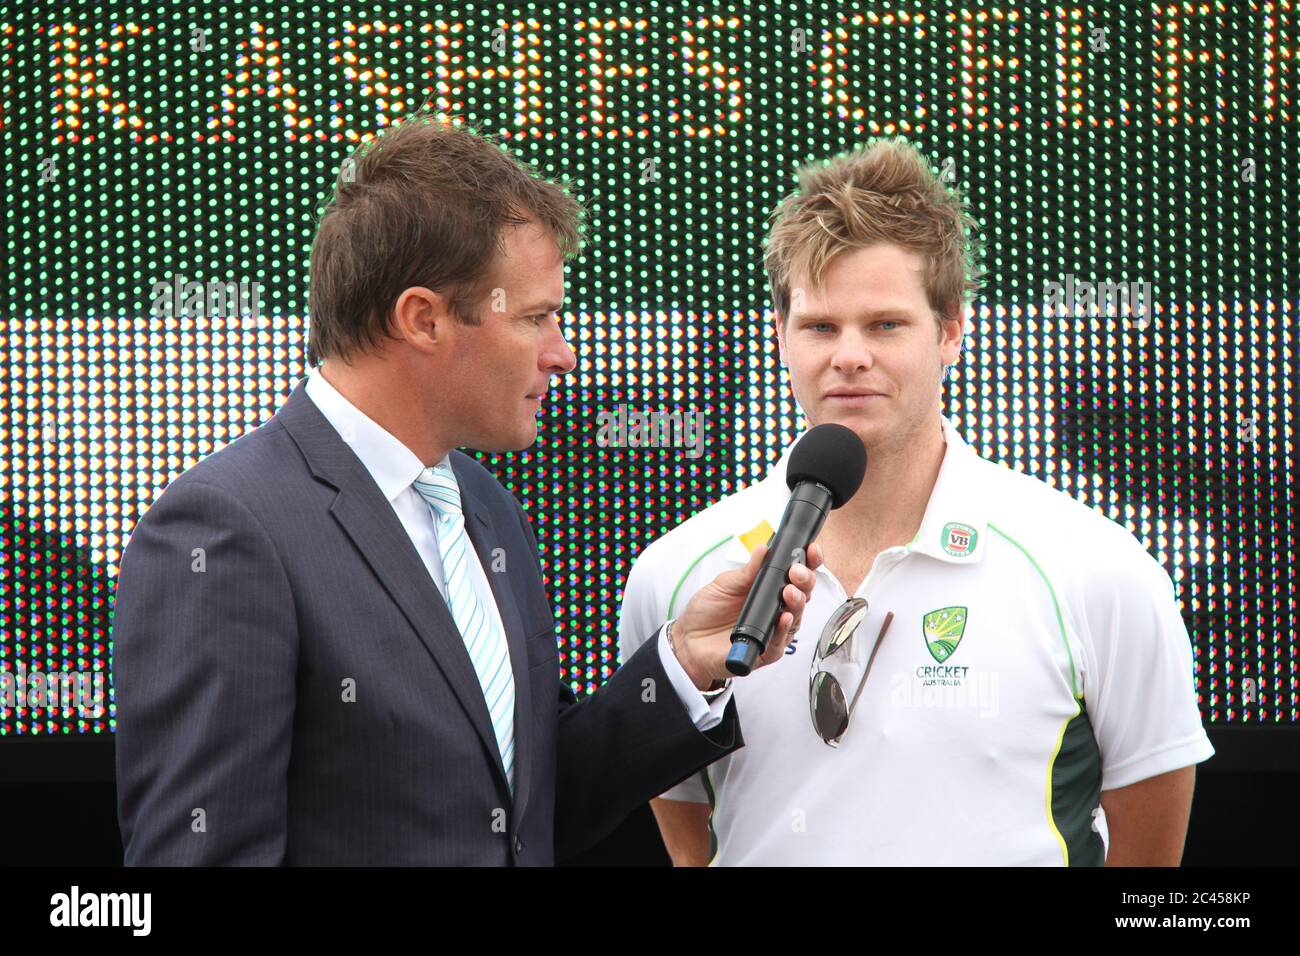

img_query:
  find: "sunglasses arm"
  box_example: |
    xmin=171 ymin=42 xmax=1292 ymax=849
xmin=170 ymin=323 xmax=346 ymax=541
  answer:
xmin=846 ymin=611 xmax=895 ymax=717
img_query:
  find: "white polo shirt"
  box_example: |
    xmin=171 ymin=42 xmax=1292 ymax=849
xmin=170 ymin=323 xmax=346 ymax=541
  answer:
xmin=618 ymin=415 xmax=1215 ymax=865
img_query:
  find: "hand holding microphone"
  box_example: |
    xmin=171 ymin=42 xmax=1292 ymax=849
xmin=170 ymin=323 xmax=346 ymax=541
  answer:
xmin=671 ymin=538 xmax=825 ymax=689
xmin=667 ymin=423 xmax=866 ymax=687
xmin=725 ymin=423 xmax=867 ymax=676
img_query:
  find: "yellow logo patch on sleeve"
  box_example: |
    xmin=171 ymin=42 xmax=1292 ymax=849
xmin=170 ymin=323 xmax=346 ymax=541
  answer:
xmin=738 ymin=520 xmax=776 ymax=555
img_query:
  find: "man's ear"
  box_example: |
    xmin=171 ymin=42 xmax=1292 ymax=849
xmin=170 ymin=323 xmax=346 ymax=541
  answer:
xmin=391 ymin=286 xmax=453 ymax=355
xmin=937 ymin=301 xmax=966 ymax=363
xmin=774 ymin=309 xmax=789 ymax=366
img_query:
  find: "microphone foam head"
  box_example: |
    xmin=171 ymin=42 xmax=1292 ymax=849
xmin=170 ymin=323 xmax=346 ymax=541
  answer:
xmin=786 ymin=423 xmax=867 ymax=508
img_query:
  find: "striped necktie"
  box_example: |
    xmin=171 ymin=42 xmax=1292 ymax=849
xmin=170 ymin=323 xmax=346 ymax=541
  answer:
xmin=413 ymin=461 xmax=516 ymax=794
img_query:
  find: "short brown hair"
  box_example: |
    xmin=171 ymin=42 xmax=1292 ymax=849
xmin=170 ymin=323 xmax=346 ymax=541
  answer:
xmin=307 ymin=111 xmax=585 ymax=365
xmin=763 ymin=137 xmax=984 ymax=327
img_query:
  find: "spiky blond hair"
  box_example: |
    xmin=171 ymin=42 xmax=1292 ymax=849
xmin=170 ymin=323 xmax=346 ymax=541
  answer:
xmin=763 ymin=138 xmax=984 ymax=327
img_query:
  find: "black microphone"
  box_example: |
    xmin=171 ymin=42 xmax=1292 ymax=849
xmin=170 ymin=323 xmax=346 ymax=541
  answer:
xmin=725 ymin=423 xmax=867 ymax=676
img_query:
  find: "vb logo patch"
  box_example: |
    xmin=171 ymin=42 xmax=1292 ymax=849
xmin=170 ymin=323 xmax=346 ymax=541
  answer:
xmin=923 ymin=606 xmax=968 ymax=663
xmin=940 ymin=521 xmax=978 ymax=556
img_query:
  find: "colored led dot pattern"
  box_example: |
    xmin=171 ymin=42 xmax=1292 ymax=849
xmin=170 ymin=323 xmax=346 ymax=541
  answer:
xmin=0 ymin=4 xmax=1294 ymax=735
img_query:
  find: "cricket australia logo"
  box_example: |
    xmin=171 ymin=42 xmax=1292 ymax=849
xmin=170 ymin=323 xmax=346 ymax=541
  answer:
xmin=923 ymin=606 xmax=968 ymax=663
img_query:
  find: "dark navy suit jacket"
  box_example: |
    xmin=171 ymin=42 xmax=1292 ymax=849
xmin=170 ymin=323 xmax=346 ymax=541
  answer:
xmin=113 ymin=380 xmax=742 ymax=864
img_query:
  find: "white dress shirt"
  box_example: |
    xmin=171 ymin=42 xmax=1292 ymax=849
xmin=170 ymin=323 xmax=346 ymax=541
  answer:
xmin=304 ymin=369 xmax=731 ymax=730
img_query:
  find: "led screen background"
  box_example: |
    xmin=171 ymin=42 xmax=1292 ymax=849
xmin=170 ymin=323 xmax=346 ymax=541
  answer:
xmin=0 ymin=3 xmax=1294 ymax=736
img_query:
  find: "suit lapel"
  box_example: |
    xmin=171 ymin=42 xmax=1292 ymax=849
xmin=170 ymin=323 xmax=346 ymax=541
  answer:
xmin=276 ymin=382 xmax=511 ymax=797
xmin=455 ymin=463 xmax=535 ymax=823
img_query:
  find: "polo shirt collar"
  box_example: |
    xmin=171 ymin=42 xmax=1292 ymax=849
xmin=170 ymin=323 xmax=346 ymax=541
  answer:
xmin=725 ymin=415 xmax=990 ymax=565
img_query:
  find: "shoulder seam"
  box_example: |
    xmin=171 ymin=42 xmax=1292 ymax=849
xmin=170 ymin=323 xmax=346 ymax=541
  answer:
xmin=988 ymin=521 xmax=1081 ymax=699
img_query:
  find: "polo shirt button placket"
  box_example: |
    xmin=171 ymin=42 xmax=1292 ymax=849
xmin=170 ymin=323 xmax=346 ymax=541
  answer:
xmin=860 ymin=549 xmax=907 ymax=601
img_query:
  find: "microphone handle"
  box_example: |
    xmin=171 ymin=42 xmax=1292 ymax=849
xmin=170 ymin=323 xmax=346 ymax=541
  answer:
xmin=726 ymin=480 xmax=833 ymax=676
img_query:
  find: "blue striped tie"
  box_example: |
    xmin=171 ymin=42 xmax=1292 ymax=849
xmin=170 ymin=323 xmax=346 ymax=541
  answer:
xmin=413 ymin=461 xmax=516 ymax=795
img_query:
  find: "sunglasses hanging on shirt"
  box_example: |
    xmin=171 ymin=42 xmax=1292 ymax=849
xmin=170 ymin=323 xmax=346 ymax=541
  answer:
xmin=808 ymin=597 xmax=894 ymax=747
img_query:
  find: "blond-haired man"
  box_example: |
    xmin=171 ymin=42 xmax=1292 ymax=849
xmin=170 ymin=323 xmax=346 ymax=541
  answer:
xmin=619 ymin=138 xmax=1213 ymax=866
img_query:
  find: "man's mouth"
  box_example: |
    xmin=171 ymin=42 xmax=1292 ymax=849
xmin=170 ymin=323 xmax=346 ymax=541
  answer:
xmin=824 ymin=389 xmax=885 ymax=403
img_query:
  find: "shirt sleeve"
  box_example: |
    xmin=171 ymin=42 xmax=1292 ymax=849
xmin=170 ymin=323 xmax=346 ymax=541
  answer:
xmin=1076 ymin=540 xmax=1216 ymax=791
xmin=618 ymin=547 xmax=712 ymax=804
xmin=656 ymin=619 xmax=734 ymax=731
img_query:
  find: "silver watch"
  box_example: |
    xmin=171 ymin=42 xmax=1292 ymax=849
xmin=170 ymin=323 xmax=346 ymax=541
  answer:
xmin=667 ymin=618 xmax=731 ymax=699
xmin=701 ymin=678 xmax=732 ymax=700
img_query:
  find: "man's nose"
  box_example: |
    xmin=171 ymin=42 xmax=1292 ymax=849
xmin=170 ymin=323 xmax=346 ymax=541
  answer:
xmin=831 ymin=332 xmax=874 ymax=372
xmin=546 ymin=324 xmax=577 ymax=375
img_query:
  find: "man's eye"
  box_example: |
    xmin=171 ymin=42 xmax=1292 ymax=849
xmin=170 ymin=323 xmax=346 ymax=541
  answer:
xmin=810 ymin=323 xmax=833 ymax=333
xmin=528 ymin=314 xmax=548 ymax=324
xmin=879 ymin=321 xmax=900 ymax=331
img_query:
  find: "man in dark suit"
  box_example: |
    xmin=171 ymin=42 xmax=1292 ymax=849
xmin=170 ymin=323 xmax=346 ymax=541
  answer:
xmin=112 ymin=113 xmax=818 ymax=865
